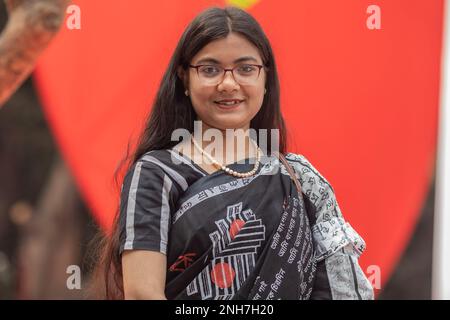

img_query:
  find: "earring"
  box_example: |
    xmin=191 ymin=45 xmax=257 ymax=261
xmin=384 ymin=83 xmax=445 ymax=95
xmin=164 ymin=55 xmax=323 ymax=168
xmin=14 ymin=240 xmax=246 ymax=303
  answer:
xmin=264 ymin=89 xmax=267 ymax=95
xmin=185 ymin=90 xmax=189 ymax=96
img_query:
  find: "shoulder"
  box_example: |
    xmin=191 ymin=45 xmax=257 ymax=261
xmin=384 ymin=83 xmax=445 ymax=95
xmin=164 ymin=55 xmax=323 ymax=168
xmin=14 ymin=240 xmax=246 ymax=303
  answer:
xmin=122 ymin=149 xmax=189 ymax=193
xmin=283 ymin=152 xmax=334 ymax=193
xmin=282 ymin=152 xmax=339 ymax=220
xmin=121 ymin=155 xmax=172 ymax=195
xmin=123 ymin=150 xmax=168 ymax=182
xmin=126 ymin=148 xmax=210 ymax=193
xmin=284 ymin=153 xmax=368 ymax=261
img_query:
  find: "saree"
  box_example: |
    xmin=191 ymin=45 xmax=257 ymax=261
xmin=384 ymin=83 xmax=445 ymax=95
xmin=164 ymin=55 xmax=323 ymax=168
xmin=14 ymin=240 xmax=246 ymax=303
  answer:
xmin=118 ymin=147 xmax=374 ymax=300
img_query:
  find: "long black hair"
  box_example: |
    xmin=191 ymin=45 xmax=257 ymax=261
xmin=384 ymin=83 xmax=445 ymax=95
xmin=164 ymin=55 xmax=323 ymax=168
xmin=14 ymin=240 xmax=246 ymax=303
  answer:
xmin=88 ymin=5 xmax=287 ymax=299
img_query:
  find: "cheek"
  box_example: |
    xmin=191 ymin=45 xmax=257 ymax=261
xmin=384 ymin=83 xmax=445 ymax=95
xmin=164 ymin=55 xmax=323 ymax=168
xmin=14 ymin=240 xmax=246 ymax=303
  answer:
xmin=189 ymin=87 xmax=214 ymax=115
xmin=247 ymin=87 xmax=265 ymax=109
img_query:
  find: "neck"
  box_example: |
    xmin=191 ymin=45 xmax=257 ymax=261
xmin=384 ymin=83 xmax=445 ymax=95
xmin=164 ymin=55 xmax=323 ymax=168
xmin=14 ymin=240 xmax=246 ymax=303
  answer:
xmin=192 ymin=121 xmax=257 ymax=165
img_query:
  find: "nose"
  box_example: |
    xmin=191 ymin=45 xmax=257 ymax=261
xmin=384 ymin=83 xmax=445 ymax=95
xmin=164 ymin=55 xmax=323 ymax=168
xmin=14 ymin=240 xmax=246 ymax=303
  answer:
xmin=217 ymin=70 xmax=240 ymax=92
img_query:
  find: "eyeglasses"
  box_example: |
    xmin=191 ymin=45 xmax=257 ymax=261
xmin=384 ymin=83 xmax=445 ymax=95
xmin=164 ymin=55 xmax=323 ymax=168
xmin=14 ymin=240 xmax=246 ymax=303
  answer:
xmin=189 ymin=63 xmax=266 ymax=86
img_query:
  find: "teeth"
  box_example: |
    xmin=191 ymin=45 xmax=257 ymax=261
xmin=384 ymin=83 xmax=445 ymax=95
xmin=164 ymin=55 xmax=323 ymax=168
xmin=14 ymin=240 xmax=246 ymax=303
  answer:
xmin=217 ymin=100 xmax=241 ymax=105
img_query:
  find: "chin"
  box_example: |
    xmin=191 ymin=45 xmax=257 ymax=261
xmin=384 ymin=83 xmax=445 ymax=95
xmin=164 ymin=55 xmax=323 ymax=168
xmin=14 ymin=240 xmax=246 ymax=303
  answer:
xmin=212 ymin=121 xmax=250 ymax=131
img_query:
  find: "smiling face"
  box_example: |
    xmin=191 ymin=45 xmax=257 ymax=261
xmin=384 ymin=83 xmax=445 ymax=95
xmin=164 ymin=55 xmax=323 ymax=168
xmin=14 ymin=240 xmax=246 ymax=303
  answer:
xmin=180 ymin=32 xmax=266 ymax=131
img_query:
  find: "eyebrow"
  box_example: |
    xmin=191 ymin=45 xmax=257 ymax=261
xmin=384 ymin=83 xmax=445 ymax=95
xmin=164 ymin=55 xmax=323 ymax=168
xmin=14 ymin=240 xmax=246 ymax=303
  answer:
xmin=195 ymin=56 xmax=260 ymax=65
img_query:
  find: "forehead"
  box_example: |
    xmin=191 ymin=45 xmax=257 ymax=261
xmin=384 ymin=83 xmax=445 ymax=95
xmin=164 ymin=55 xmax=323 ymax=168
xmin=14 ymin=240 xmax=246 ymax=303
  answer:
xmin=191 ymin=32 xmax=263 ymax=64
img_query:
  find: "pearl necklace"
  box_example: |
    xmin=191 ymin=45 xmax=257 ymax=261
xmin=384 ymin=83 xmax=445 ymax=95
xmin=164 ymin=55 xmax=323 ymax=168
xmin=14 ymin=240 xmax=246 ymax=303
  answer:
xmin=191 ymin=135 xmax=262 ymax=178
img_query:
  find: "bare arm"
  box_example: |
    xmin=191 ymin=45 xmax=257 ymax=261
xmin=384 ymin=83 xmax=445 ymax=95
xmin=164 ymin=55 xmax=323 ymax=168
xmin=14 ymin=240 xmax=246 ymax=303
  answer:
xmin=122 ymin=250 xmax=168 ymax=300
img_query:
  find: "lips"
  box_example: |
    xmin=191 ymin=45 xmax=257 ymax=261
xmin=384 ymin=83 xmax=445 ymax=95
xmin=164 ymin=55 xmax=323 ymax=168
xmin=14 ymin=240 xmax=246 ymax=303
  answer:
xmin=214 ymin=99 xmax=244 ymax=106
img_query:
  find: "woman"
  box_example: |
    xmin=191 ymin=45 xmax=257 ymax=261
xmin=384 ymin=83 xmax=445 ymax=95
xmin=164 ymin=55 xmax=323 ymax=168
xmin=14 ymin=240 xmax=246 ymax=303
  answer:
xmin=93 ymin=6 xmax=374 ymax=300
